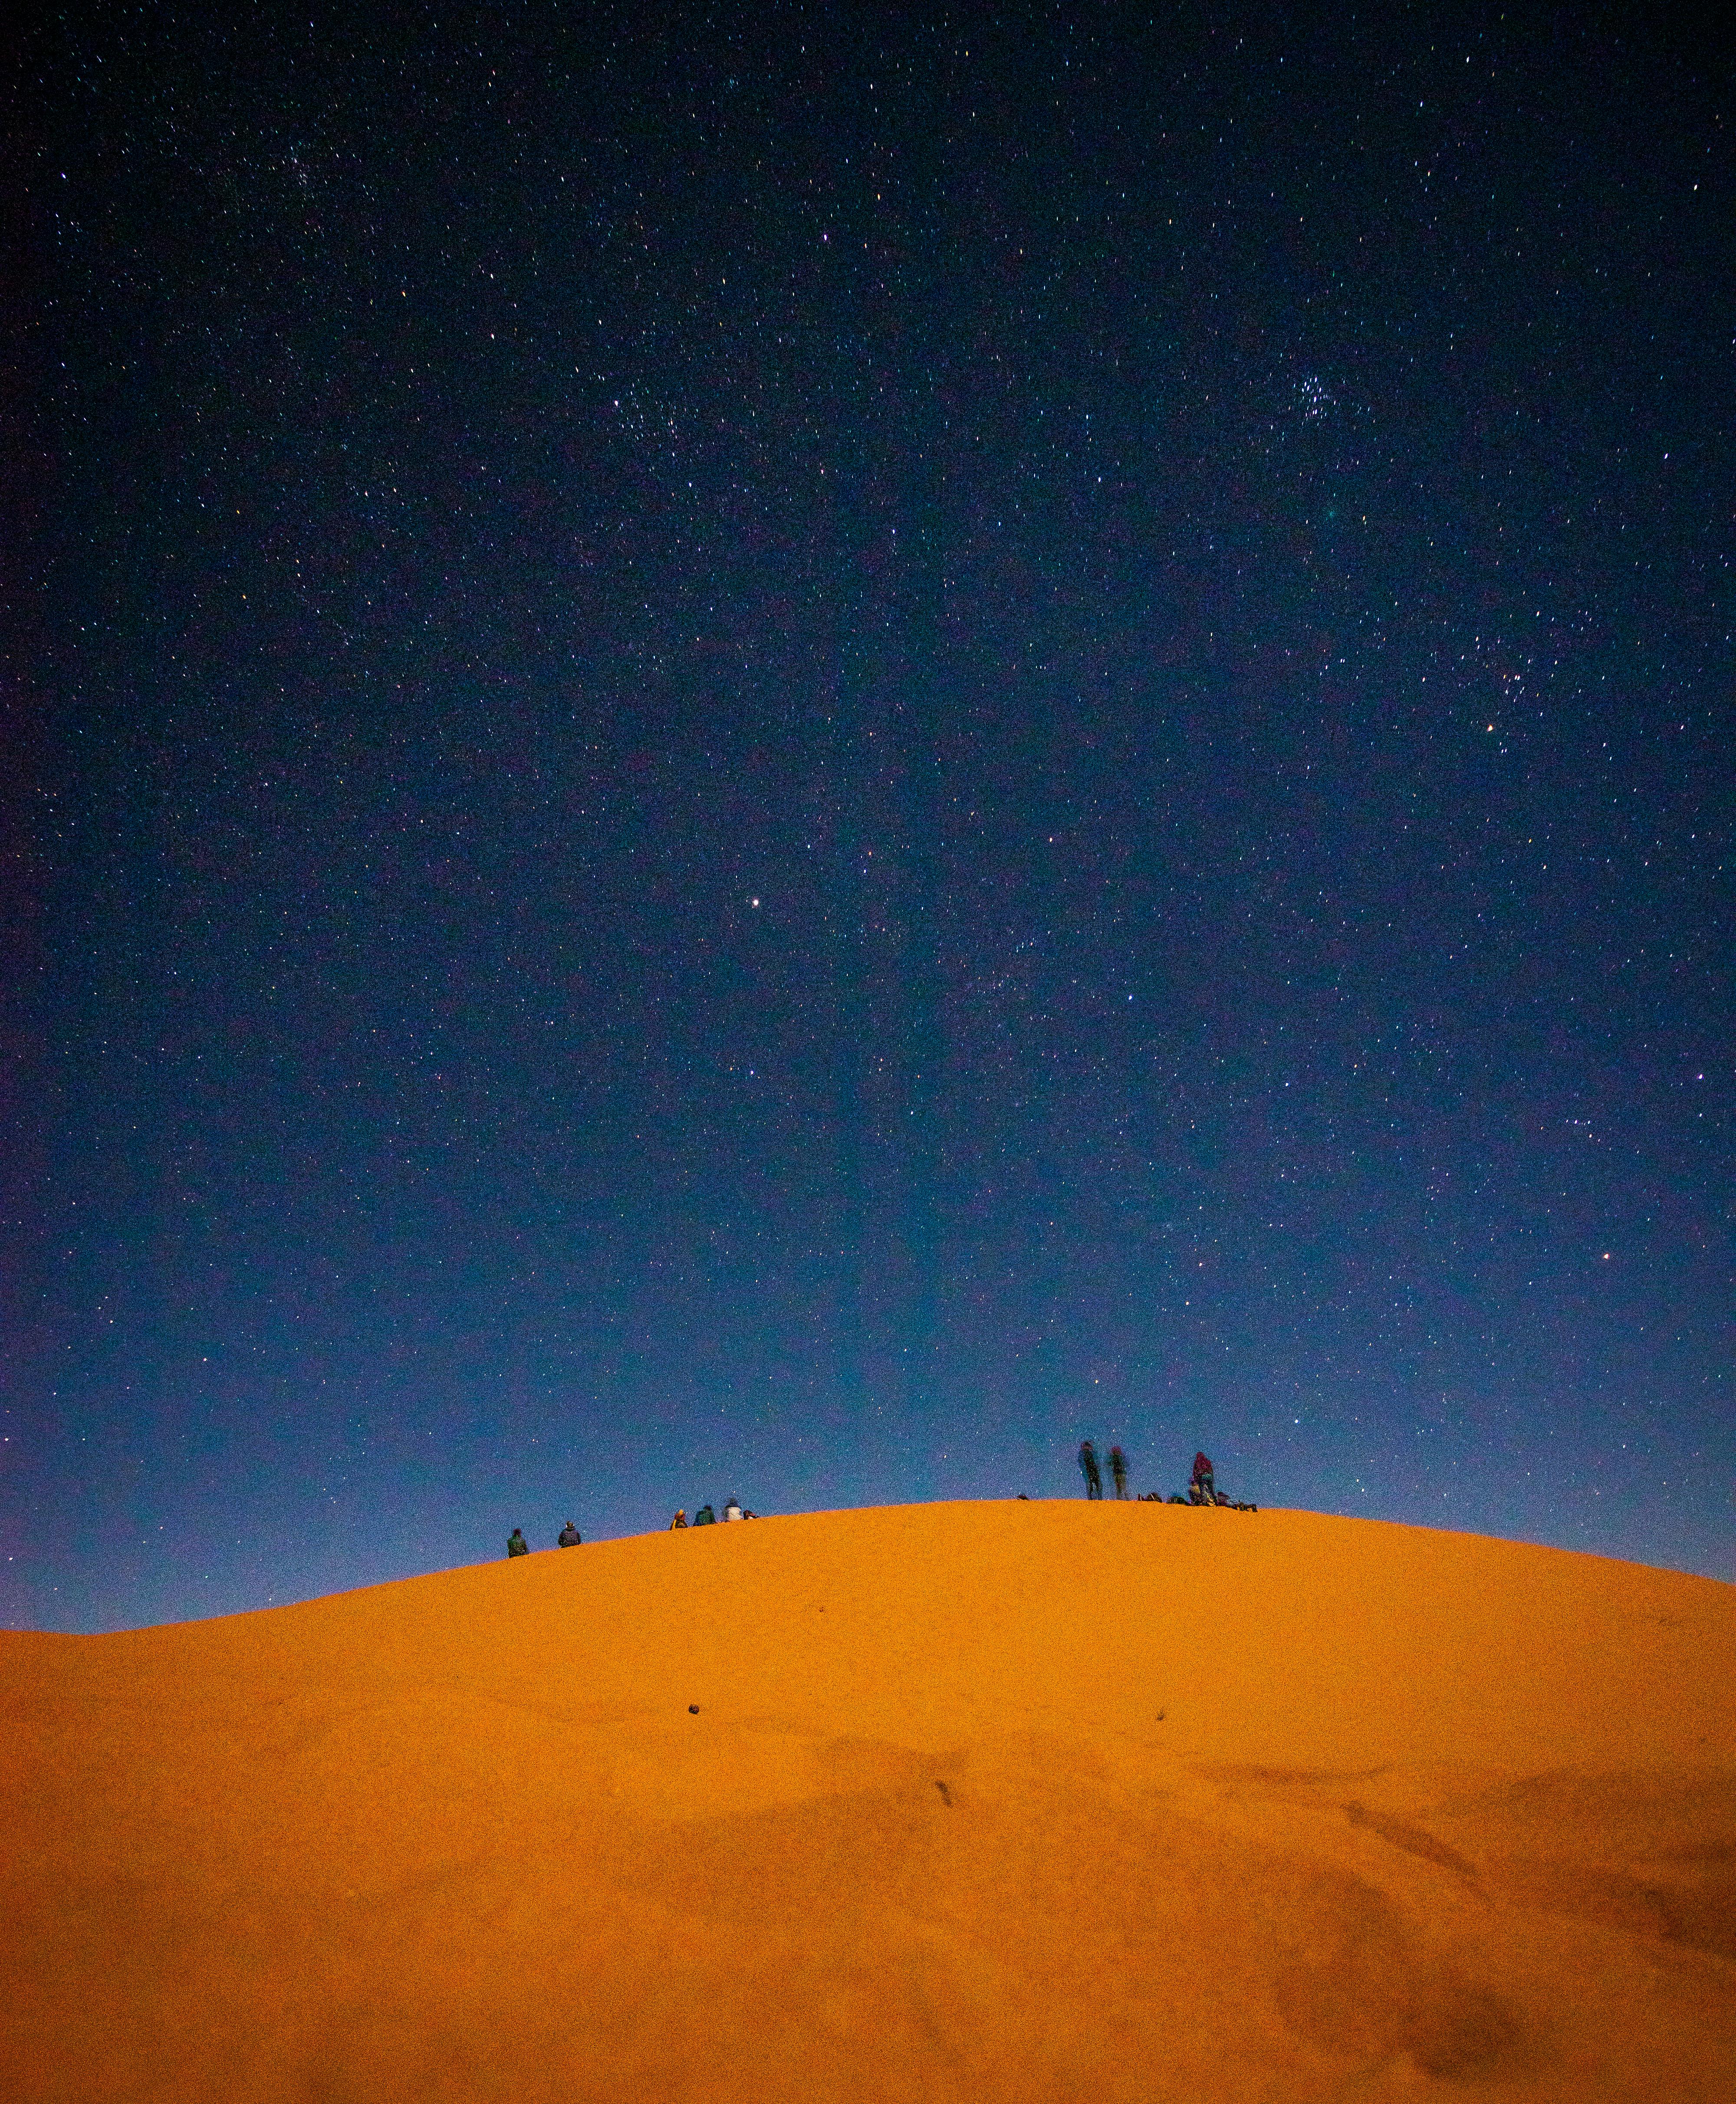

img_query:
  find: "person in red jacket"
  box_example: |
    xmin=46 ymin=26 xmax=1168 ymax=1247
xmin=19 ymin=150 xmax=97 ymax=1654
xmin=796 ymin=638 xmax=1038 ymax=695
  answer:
xmin=1190 ymin=1453 xmax=1216 ymax=1503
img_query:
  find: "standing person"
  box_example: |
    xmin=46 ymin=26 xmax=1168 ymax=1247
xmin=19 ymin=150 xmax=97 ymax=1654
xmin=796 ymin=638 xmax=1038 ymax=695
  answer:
xmin=1108 ymin=1446 xmax=1129 ymax=1500
xmin=1191 ymin=1452 xmax=1216 ymax=1502
xmin=1078 ymin=1440 xmax=1103 ymax=1499
xmin=507 ymin=1528 xmax=529 ymax=1558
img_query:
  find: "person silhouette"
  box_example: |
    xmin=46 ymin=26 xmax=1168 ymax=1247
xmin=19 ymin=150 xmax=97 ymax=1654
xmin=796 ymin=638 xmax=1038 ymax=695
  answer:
xmin=1109 ymin=1446 xmax=1129 ymax=1499
xmin=506 ymin=1528 xmax=529 ymax=1558
xmin=557 ymin=1522 xmax=581 ymax=1547
xmin=1078 ymin=1440 xmax=1103 ymax=1499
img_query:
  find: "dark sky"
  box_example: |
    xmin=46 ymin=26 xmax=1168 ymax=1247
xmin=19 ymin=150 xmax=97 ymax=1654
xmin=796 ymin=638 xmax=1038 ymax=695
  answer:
xmin=9 ymin=2 xmax=1733 ymax=1631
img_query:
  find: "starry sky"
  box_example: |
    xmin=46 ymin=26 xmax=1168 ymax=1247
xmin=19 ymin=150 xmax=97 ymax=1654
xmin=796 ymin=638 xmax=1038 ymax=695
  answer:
xmin=10 ymin=2 xmax=1734 ymax=1630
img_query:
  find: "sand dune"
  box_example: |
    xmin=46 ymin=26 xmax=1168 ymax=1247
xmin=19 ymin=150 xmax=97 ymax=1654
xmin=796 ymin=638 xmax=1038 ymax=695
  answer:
xmin=4 ymin=1501 xmax=1733 ymax=2101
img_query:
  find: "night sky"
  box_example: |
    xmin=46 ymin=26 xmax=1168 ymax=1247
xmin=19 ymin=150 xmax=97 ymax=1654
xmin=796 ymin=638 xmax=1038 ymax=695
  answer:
xmin=11 ymin=3 xmax=1734 ymax=1632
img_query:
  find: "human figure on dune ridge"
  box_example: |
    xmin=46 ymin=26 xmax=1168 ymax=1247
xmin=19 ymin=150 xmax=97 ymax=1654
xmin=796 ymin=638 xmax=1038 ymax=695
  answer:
xmin=506 ymin=1529 xmax=529 ymax=1558
xmin=1182 ymin=1453 xmax=1257 ymax=1509
xmin=1109 ymin=1446 xmax=1128 ymax=1499
xmin=557 ymin=1522 xmax=581 ymax=1547
xmin=670 ymin=1509 xmax=688 ymax=1529
xmin=1078 ymin=1440 xmax=1103 ymax=1499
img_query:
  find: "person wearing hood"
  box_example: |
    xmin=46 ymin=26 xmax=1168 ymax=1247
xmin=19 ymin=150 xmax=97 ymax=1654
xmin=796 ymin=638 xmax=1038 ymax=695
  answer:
xmin=557 ymin=1522 xmax=581 ymax=1547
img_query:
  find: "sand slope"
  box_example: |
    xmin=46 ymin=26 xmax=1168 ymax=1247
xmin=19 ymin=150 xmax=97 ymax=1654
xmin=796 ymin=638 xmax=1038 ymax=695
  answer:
xmin=3 ymin=1501 xmax=1733 ymax=2102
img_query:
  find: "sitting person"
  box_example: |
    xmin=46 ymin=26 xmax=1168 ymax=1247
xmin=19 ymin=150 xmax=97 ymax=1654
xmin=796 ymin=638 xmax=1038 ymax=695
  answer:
xmin=669 ymin=1508 xmax=688 ymax=1529
xmin=723 ymin=1498 xmax=743 ymax=1522
xmin=693 ymin=1502 xmax=716 ymax=1525
xmin=506 ymin=1528 xmax=529 ymax=1557
xmin=557 ymin=1521 xmax=581 ymax=1547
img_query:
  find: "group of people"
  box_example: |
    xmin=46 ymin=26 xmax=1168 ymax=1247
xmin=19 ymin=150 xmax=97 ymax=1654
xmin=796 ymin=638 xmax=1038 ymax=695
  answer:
xmin=1078 ymin=1443 xmax=1258 ymax=1512
xmin=668 ymin=1499 xmax=756 ymax=1527
xmin=506 ymin=1500 xmax=763 ymax=1557
xmin=1167 ymin=1450 xmax=1257 ymax=1510
xmin=1076 ymin=1440 xmax=1131 ymax=1499
xmin=506 ymin=1522 xmax=583 ymax=1556
xmin=510 ymin=1447 xmax=1256 ymax=1558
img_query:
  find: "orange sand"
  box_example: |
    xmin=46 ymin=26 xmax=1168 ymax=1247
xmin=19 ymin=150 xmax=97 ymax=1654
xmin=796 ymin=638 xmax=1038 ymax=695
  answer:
xmin=3 ymin=1501 xmax=1733 ymax=2101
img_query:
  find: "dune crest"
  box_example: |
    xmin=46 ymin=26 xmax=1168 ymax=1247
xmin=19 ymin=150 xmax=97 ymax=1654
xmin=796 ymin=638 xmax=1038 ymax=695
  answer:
xmin=5 ymin=1502 xmax=1733 ymax=2101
